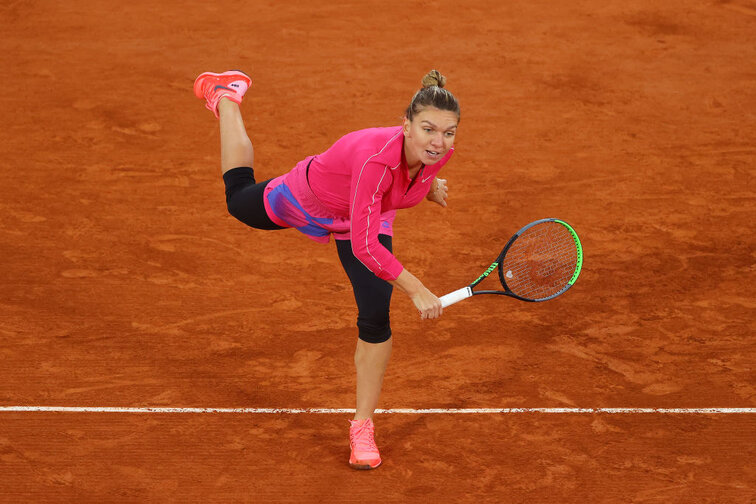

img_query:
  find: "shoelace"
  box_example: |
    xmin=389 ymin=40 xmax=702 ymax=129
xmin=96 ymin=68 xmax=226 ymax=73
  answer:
xmin=350 ymin=422 xmax=378 ymax=452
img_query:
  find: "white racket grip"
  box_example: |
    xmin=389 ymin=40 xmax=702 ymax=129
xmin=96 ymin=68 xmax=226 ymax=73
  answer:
xmin=440 ymin=287 xmax=473 ymax=308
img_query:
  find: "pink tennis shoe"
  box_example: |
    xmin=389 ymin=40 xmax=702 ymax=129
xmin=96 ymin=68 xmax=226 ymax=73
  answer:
xmin=193 ymin=70 xmax=251 ymax=118
xmin=349 ymin=418 xmax=382 ymax=470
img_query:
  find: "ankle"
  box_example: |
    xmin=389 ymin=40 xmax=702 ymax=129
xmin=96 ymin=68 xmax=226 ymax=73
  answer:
xmin=218 ymin=97 xmax=238 ymax=113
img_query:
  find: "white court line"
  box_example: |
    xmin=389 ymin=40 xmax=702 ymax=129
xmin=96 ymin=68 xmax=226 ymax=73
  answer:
xmin=0 ymin=407 xmax=754 ymax=414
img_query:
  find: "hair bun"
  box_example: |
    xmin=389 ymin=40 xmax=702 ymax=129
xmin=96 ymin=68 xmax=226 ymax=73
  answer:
xmin=421 ymin=69 xmax=446 ymax=89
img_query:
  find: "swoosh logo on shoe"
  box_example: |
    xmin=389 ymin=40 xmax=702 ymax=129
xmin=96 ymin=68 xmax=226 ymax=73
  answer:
xmin=213 ymin=85 xmax=233 ymax=92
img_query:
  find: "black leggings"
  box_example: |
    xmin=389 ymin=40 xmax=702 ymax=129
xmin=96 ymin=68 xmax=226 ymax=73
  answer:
xmin=336 ymin=235 xmax=393 ymax=344
xmin=223 ymin=167 xmax=285 ymax=230
xmin=224 ymin=166 xmax=393 ymax=343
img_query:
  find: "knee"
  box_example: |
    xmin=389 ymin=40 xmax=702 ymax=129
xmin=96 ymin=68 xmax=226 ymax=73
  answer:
xmin=226 ymin=193 xmax=246 ymax=221
xmin=222 ymin=166 xmax=256 ymax=221
xmin=357 ymin=315 xmax=391 ymax=344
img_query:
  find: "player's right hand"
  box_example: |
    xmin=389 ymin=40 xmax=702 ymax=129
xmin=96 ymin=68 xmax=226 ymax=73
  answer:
xmin=410 ymin=287 xmax=443 ymax=319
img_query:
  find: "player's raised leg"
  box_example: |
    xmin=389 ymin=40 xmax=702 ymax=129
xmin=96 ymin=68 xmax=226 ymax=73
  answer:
xmin=218 ymin=99 xmax=254 ymax=175
xmin=193 ymin=70 xmax=253 ymax=174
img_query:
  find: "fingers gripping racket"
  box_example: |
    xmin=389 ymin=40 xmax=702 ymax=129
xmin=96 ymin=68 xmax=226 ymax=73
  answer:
xmin=440 ymin=218 xmax=583 ymax=307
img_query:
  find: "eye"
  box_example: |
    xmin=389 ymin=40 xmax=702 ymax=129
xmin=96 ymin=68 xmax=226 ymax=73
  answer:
xmin=424 ymin=128 xmax=432 ymax=133
xmin=445 ymin=131 xmax=456 ymax=137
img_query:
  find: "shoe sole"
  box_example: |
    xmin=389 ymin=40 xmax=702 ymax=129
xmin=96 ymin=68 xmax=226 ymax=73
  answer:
xmin=193 ymin=71 xmax=251 ymax=99
xmin=349 ymin=460 xmax=382 ymax=470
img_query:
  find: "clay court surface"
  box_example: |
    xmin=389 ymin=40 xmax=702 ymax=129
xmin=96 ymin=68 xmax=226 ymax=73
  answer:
xmin=2 ymin=0 xmax=755 ymax=502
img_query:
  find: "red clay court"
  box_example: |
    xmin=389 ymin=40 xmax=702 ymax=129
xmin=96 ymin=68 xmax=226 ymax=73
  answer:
xmin=1 ymin=0 xmax=755 ymax=502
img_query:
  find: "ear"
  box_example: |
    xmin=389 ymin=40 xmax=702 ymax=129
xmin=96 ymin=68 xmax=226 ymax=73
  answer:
xmin=402 ymin=116 xmax=410 ymax=136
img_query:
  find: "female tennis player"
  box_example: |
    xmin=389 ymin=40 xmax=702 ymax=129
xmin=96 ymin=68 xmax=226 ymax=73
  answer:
xmin=194 ymin=69 xmax=460 ymax=470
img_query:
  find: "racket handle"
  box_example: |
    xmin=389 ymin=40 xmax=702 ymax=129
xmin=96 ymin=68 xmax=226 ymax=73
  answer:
xmin=440 ymin=287 xmax=473 ymax=308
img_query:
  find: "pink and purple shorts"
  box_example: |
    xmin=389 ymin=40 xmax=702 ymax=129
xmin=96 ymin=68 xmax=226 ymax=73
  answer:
xmin=262 ymin=158 xmax=395 ymax=243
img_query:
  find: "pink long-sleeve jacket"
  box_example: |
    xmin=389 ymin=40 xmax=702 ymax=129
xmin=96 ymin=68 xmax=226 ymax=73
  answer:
xmin=263 ymin=126 xmax=453 ymax=281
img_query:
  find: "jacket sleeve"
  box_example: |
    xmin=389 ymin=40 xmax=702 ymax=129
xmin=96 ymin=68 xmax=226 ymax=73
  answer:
xmin=349 ymin=161 xmax=404 ymax=281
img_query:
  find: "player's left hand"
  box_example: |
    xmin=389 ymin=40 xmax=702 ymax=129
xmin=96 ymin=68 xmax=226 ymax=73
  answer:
xmin=426 ymin=178 xmax=448 ymax=207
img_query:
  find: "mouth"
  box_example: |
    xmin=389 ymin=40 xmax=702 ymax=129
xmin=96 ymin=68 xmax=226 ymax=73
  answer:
xmin=425 ymin=150 xmax=442 ymax=159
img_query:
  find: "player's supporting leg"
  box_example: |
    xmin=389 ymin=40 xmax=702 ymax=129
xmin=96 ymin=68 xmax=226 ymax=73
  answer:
xmin=348 ymin=338 xmax=390 ymax=469
xmin=354 ymin=338 xmax=392 ymax=420
xmin=337 ymin=235 xmax=393 ymax=469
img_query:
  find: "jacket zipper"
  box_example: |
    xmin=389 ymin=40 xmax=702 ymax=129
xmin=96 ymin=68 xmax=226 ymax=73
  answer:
xmin=405 ymin=166 xmax=424 ymax=196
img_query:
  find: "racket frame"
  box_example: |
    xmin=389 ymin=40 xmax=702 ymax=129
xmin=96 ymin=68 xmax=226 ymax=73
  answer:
xmin=440 ymin=218 xmax=583 ymax=307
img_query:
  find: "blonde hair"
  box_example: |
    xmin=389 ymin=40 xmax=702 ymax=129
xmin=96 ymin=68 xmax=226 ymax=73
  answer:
xmin=405 ymin=69 xmax=460 ymax=121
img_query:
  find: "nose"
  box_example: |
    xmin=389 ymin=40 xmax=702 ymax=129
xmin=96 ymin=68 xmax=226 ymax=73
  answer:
xmin=430 ymin=132 xmax=443 ymax=147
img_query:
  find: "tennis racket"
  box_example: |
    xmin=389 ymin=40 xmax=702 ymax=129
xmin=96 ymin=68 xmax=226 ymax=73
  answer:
xmin=440 ymin=218 xmax=583 ymax=307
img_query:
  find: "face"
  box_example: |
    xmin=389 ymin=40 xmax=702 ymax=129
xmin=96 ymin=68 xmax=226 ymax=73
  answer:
xmin=402 ymin=107 xmax=459 ymax=169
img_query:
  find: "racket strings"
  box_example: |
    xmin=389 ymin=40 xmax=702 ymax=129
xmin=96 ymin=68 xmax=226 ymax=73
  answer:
xmin=501 ymin=222 xmax=578 ymax=300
